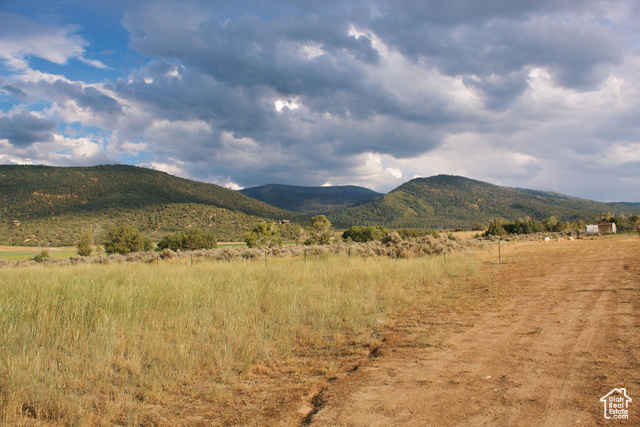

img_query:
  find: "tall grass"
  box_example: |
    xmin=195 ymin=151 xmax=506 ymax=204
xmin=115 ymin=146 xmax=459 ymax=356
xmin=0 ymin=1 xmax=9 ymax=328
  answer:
xmin=0 ymin=252 xmax=478 ymax=425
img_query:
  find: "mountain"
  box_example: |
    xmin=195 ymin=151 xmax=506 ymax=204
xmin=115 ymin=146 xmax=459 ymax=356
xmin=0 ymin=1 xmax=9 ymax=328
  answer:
xmin=620 ymin=202 xmax=640 ymax=209
xmin=327 ymin=175 xmax=640 ymax=229
xmin=238 ymin=183 xmax=383 ymax=215
xmin=0 ymin=164 xmax=304 ymax=246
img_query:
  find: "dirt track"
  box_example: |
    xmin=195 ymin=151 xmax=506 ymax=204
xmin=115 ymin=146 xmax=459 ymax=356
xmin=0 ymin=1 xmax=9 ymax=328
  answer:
xmin=309 ymin=237 xmax=640 ymax=426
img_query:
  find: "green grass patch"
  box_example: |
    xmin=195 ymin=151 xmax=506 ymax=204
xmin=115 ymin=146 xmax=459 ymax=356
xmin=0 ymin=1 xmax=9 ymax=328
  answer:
xmin=0 ymin=246 xmax=78 ymax=260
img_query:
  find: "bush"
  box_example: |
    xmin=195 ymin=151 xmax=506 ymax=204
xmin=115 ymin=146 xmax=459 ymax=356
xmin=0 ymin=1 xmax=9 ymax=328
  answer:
xmin=157 ymin=234 xmax=183 ymax=251
xmin=396 ymin=228 xmax=432 ymax=239
xmin=484 ymin=219 xmax=507 ymax=237
xmin=381 ymin=231 xmax=402 ymax=245
xmin=32 ymin=249 xmax=50 ymax=262
xmin=77 ymin=231 xmax=93 ymax=257
xmin=157 ymin=229 xmax=217 ymax=251
xmin=103 ymin=226 xmax=146 ymax=255
xmin=342 ymin=226 xmax=389 ymax=243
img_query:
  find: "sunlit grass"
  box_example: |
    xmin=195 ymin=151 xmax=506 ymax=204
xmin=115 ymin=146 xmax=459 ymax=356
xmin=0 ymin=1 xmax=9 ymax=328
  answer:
xmin=0 ymin=246 xmax=78 ymax=261
xmin=0 ymin=252 xmax=479 ymax=425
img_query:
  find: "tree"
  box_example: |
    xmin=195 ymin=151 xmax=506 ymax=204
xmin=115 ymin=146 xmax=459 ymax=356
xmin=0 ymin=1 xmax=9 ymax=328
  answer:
xmin=542 ymin=216 xmax=558 ymax=232
xmin=156 ymin=233 xmax=183 ymax=251
xmin=245 ymin=223 xmax=282 ymax=248
xmin=182 ymin=229 xmax=217 ymax=250
xmin=103 ymin=226 xmax=146 ymax=255
xmin=484 ymin=218 xmax=507 ymax=237
xmin=77 ymin=231 xmax=93 ymax=256
xmin=158 ymin=229 xmax=218 ymax=251
xmin=305 ymin=215 xmax=332 ymax=245
xmin=342 ymin=226 xmax=388 ymax=243
xmin=293 ymin=225 xmax=309 ymax=245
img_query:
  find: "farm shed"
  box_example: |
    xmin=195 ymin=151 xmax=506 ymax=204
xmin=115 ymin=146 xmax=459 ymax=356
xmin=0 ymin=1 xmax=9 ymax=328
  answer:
xmin=598 ymin=222 xmax=617 ymax=234
xmin=586 ymin=225 xmax=599 ymax=236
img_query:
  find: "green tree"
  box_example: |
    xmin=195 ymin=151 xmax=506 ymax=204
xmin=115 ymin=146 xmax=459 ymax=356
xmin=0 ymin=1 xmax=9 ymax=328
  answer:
xmin=542 ymin=216 xmax=558 ymax=232
xmin=182 ymin=229 xmax=217 ymax=250
xmin=245 ymin=223 xmax=282 ymax=248
xmin=305 ymin=215 xmax=332 ymax=245
xmin=484 ymin=218 xmax=507 ymax=237
xmin=103 ymin=226 xmax=146 ymax=255
xmin=77 ymin=231 xmax=93 ymax=256
xmin=157 ymin=234 xmax=183 ymax=251
xmin=342 ymin=226 xmax=388 ymax=243
xmin=157 ymin=229 xmax=216 ymax=251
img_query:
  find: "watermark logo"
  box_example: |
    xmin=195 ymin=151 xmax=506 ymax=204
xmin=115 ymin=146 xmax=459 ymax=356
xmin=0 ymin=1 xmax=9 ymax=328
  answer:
xmin=600 ymin=388 xmax=632 ymax=420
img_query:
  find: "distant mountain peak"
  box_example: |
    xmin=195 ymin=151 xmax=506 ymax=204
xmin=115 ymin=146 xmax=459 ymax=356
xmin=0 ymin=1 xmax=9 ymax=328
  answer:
xmin=327 ymin=174 xmax=640 ymax=229
xmin=238 ymin=183 xmax=383 ymax=216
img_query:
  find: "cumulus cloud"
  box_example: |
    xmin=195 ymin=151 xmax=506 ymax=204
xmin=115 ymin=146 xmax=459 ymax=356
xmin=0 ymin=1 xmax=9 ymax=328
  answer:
xmin=0 ymin=11 xmax=106 ymax=70
xmin=1 ymin=0 xmax=639 ymax=200
xmin=0 ymin=111 xmax=57 ymax=146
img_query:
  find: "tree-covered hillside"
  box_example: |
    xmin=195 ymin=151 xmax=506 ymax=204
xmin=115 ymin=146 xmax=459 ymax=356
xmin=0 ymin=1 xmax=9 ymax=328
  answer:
xmin=238 ymin=183 xmax=383 ymax=215
xmin=327 ymin=175 xmax=640 ymax=229
xmin=0 ymin=164 xmax=300 ymax=220
xmin=0 ymin=165 xmax=304 ymax=246
xmin=620 ymin=202 xmax=640 ymax=209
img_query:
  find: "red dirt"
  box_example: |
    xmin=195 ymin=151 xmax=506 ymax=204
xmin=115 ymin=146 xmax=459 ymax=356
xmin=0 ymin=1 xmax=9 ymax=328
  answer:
xmin=309 ymin=237 xmax=640 ymax=426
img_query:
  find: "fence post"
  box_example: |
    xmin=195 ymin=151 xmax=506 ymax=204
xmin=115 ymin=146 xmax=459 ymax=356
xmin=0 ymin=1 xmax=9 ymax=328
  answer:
xmin=443 ymin=249 xmax=446 ymax=265
xmin=498 ymin=240 xmax=502 ymax=264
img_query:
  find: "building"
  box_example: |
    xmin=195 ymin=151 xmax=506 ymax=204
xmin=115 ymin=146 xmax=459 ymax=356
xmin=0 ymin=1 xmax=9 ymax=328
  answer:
xmin=586 ymin=224 xmax=599 ymax=236
xmin=598 ymin=222 xmax=617 ymax=234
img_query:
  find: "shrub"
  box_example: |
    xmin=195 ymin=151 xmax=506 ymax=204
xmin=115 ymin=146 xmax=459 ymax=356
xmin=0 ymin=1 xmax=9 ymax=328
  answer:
xmin=484 ymin=219 xmax=507 ymax=237
xmin=342 ymin=226 xmax=389 ymax=243
xmin=381 ymin=231 xmax=402 ymax=245
xmin=159 ymin=249 xmax=175 ymax=260
xmin=77 ymin=231 xmax=93 ymax=257
xmin=181 ymin=229 xmax=217 ymax=250
xmin=157 ymin=229 xmax=217 ymax=251
xmin=396 ymin=228 xmax=432 ymax=239
xmin=32 ymin=249 xmax=50 ymax=262
xmin=103 ymin=226 xmax=146 ymax=255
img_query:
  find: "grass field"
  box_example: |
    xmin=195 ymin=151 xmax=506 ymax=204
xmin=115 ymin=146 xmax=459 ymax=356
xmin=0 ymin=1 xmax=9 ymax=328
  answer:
xmin=0 ymin=246 xmax=78 ymax=261
xmin=0 ymin=251 xmax=479 ymax=425
xmin=0 ymin=242 xmax=262 ymax=261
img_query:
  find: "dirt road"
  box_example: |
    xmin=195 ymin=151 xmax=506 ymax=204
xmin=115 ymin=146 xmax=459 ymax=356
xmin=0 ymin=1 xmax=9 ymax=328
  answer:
xmin=310 ymin=237 xmax=640 ymax=426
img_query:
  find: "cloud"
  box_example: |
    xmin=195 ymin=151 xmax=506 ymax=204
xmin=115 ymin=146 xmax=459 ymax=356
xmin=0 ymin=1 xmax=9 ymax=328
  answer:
xmin=1 ymin=1 xmax=639 ymax=200
xmin=0 ymin=111 xmax=57 ymax=146
xmin=0 ymin=12 xmax=106 ymax=70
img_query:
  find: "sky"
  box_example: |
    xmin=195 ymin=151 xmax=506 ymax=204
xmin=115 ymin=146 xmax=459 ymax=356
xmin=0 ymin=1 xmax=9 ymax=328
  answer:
xmin=1 ymin=0 xmax=639 ymax=201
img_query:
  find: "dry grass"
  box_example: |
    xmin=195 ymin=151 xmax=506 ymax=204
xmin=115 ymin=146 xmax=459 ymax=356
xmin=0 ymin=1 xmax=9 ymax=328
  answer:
xmin=0 ymin=252 xmax=479 ymax=425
